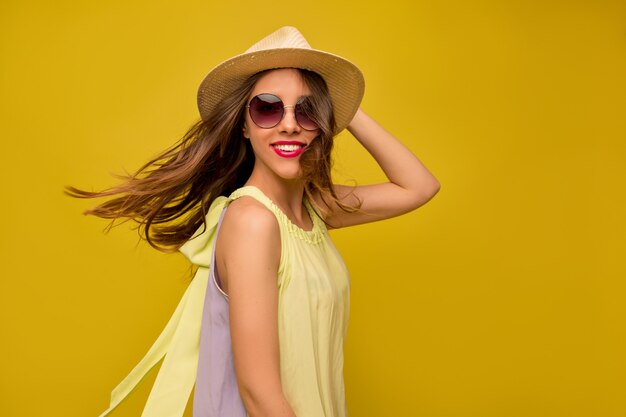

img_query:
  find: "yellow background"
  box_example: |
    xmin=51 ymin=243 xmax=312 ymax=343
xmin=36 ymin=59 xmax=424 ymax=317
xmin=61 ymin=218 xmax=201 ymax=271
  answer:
xmin=1 ymin=1 xmax=625 ymax=416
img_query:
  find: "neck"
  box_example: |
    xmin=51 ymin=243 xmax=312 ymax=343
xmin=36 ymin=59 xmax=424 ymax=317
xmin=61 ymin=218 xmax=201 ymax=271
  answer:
xmin=244 ymin=170 xmax=309 ymax=226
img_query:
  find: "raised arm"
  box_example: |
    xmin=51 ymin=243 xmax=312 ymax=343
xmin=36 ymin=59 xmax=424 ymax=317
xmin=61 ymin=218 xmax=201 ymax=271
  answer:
xmin=216 ymin=197 xmax=297 ymax=417
xmin=319 ymin=107 xmax=440 ymax=228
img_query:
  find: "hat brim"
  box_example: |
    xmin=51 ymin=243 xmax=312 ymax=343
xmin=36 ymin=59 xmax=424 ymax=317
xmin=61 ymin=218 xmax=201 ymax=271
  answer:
xmin=197 ymin=48 xmax=364 ymax=134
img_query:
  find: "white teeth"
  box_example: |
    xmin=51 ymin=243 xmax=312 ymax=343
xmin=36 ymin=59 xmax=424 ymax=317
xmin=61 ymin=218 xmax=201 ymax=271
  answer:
xmin=274 ymin=144 xmax=302 ymax=152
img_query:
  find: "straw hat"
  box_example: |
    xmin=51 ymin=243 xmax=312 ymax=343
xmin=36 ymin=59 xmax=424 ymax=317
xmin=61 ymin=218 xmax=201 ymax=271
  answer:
xmin=197 ymin=26 xmax=364 ymax=134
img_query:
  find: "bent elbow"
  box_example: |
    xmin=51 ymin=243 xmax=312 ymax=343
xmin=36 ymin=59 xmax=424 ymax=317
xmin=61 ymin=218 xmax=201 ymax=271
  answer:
xmin=424 ymin=177 xmax=441 ymax=203
xmin=409 ymin=178 xmax=440 ymax=211
xmin=430 ymin=178 xmax=441 ymax=198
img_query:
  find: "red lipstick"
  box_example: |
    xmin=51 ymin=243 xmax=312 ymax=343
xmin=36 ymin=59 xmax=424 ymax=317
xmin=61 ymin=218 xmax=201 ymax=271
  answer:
xmin=271 ymin=141 xmax=306 ymax=158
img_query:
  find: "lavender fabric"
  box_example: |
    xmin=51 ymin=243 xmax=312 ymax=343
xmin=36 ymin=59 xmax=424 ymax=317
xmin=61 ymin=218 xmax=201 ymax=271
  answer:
xmin=193 ymin=207 xmax=247 ymax=417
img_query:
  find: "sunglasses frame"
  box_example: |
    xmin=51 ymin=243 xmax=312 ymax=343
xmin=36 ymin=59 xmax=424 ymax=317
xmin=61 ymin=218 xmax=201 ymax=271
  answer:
xmin=246 ymin=93 xmax=318 ymax=131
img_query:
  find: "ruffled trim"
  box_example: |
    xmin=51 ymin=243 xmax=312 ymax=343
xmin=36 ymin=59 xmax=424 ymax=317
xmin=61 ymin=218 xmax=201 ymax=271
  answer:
xmin=229 ymin=186 xmax=325 ymax=245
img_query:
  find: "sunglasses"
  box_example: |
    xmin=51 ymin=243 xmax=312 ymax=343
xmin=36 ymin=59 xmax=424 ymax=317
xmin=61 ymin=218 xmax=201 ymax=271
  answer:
xmin=246 ymin=93 xmax=318 ymax=131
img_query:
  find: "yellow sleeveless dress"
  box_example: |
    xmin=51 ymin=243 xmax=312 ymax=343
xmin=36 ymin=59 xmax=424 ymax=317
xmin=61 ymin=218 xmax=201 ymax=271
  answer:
xmin=97 ymin=185 xmax=351 ymax=417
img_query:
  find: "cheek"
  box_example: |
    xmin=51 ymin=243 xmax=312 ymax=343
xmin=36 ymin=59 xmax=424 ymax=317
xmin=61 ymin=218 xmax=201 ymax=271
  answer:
xmin=305 ymin=135 xmax=327 ymax=157
xmin=306 ymin=131 xmax=321 ymax=144
xmin=246 ymin=130 xmax=271 ymax=155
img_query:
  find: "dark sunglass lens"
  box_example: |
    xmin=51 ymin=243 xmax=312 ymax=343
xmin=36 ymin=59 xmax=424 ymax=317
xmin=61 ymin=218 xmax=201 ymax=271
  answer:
xmin=295 ymin=97 xmax=318 ymax=131
xmin=249 ymin=94 xmax=284 ymax=128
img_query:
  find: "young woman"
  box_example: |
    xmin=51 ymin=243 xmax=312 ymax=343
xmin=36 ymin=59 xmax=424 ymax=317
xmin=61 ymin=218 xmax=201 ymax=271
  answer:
xmin=70 ymin=26 xmax=439 ymax=417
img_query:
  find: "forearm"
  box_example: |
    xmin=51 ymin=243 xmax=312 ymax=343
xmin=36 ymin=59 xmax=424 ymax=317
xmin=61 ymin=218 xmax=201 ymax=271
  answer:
xmin=347 ymin=108 xmax=440 ymax=196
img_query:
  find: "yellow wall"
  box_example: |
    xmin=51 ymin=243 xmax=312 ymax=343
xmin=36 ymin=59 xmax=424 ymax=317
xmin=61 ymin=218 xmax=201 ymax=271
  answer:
xmin=1 ymin=1 xmax=625 ymax=416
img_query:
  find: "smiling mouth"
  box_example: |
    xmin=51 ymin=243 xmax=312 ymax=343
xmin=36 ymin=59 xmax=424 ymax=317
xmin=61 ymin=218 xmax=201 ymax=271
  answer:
xmin=271 ymin=142 xmax=306 ymax=158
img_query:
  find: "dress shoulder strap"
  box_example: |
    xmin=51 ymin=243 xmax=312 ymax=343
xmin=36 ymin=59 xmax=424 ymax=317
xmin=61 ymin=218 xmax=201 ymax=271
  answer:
xmin=228 ymin=186 xmax=277 ymax=213
xmin=228 ymin=185 xmax=326 ymax=244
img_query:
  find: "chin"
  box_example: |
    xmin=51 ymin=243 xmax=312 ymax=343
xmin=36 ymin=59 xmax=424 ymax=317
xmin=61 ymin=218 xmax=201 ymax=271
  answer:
xmin=272 ymin=164 xmax=303 ymax=181
xmin=277 ymin=170 xmax=303 ymax=181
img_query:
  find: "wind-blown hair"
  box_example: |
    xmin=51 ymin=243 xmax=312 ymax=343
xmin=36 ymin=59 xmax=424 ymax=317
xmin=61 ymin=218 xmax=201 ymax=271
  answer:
xmin=66 ymin=68 xmax=356 ymax=252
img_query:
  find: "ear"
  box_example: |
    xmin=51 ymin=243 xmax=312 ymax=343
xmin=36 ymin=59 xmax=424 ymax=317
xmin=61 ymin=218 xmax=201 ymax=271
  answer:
xmin=242 ymin=122 xmax=250 ymax=139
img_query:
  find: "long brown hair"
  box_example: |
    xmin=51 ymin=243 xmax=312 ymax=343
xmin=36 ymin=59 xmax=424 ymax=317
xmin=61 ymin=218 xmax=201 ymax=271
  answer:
xmin=66 ymin=68 xmax=357 ymax=252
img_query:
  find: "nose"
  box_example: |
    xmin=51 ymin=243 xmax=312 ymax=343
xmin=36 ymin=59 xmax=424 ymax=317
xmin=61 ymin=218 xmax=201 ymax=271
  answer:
xmin=278 ymin=105 xmax=301 ymax=134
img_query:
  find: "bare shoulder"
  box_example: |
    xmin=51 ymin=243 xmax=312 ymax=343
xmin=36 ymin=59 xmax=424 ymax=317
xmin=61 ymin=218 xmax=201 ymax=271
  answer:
xmin=221 ymin=196 xmax=279 ymax=238
xmin=218 ymin=196 xmax=281 ymax=264
xmin=217 ymin=196 xmax=281 ymax=295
